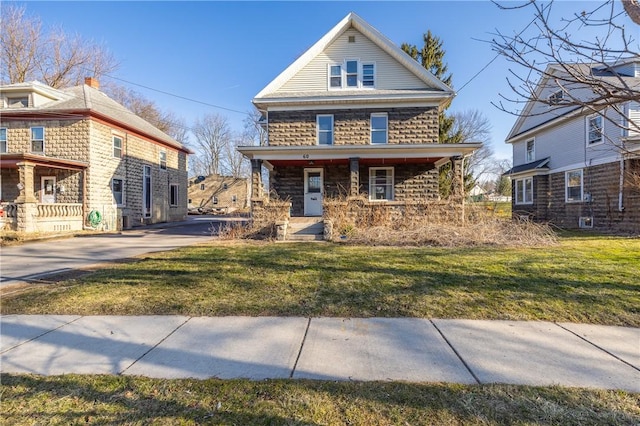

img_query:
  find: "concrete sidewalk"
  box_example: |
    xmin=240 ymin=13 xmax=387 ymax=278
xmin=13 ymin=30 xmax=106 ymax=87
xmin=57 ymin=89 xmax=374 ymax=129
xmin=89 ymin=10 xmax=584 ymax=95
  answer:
xmin=1 ymin=315 xmax=638 ymax=392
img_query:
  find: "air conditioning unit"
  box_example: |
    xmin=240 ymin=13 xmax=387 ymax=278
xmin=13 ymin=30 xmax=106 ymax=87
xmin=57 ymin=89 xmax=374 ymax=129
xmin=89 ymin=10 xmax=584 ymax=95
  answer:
xmin=579 ymin=216 xmax=593 ymax=228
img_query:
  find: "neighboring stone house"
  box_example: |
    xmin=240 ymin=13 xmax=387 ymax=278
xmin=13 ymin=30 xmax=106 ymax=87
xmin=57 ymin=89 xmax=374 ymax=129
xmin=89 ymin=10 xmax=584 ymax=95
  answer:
xmin=238 ymin=13 xmax=480 ymax=239
xmin=188 ymin=174 xmax=249 ymax=213
xmin=0 ymin=78 xmax=190 ymax=233
xmin=504 ymin=59 xmax=640 ymax=233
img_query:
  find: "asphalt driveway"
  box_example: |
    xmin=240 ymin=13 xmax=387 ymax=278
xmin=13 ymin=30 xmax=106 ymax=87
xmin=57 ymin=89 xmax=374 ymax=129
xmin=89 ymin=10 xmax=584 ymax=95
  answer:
xmin=0 ymin=215 xmax=235 ymax=289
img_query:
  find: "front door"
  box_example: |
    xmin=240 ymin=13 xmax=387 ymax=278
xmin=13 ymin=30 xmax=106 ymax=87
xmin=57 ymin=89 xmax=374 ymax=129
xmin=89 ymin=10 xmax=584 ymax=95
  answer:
xmin=304 ymin=168 xmax=323 ymax=216
xmin=41 ymin=176 xmax=56 ymax=203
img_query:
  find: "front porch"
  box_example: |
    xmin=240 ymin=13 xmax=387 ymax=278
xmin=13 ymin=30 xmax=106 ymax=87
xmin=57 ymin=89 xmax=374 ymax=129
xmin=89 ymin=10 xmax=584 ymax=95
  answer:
xmin=0 ymin=153 xmax=88 ymax=234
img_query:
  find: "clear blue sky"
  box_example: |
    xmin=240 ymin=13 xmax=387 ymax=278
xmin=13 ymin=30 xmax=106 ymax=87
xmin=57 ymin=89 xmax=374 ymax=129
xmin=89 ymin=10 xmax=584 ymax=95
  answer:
xmin=15 ymin=1 xmax=638 ymax=162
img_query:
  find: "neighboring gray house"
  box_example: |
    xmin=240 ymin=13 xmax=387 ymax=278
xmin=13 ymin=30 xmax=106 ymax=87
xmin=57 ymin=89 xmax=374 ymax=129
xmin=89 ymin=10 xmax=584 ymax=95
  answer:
xmin=238 ymin=13 xmax=480 ymax=233
xmin=504 ymin=59 xmax=640 ymax=232
xmin=0 ymin=78 xmax=190 ymax=233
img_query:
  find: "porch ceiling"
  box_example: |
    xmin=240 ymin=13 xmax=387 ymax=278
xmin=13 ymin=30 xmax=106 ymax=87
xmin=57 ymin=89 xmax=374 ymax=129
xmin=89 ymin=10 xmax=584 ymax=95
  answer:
xmin=0 ymin=153 xmax=88 ymax=170
xmin=238 ymin=143 xmax=482 ymax=163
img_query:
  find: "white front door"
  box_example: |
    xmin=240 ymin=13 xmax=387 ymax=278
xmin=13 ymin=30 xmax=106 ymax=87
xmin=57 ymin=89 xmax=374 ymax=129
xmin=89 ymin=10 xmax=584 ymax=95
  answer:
xmin=41 ymin=176 xmax=56 ymax=203
xmin=304 ymin=168 xmax=323 ymax=216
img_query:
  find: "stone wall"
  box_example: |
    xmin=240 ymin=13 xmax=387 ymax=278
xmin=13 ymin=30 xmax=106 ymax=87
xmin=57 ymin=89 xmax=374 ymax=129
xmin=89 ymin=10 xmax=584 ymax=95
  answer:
xmin=267 ymin=107 xmax=439 ymax=146
xmin=512 ymin=159 xmax=640 ymax=233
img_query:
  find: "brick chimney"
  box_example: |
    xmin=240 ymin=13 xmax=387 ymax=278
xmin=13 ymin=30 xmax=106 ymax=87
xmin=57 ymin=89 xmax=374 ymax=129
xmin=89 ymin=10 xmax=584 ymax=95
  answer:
xmin=84 ymin=77 xmax=100 ymax=89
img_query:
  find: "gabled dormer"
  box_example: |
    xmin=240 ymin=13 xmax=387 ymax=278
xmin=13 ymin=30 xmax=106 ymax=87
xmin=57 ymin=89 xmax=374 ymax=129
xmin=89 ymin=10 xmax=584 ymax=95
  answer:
xmin=0 ymin=81 xmax=70 ymax=109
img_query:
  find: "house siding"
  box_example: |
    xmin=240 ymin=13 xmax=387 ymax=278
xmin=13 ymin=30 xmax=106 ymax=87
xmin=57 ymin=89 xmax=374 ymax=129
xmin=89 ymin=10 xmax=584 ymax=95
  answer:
xmin=268 ymin=107 xmax=439 ymax=146
xmin=280 ymin=28 xmax=427 ymax=93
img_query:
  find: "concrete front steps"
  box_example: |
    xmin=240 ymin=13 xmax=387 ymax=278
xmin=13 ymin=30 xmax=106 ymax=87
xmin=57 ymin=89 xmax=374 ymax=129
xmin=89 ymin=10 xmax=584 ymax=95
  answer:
xmin=287 ymin=217 xmax=324 ymax=241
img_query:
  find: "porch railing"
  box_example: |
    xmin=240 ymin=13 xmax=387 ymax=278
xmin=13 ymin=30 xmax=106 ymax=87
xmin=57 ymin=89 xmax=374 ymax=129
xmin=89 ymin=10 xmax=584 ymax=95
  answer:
xmin=37 ymin=203 xmax=83 ymax=218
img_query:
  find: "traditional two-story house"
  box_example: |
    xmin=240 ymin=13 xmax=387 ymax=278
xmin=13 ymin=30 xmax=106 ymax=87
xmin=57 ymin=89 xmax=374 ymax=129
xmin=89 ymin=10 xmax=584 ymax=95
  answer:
xmin=238 ymin=13 xmax=480 ymax=239
xmin=505 ymin=59 xmax=640 ymax=233
xmin=0 ymin=78 xmax=190 ymax=234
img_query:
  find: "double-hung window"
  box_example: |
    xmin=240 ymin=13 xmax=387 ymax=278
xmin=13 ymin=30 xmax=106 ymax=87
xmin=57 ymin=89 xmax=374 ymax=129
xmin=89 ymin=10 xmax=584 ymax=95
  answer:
xmin=345 ymin=60 xmax=358 ymax=87
xmin=159 ymin=150 xmax=167 ymax=170
xmin=31 ymin=127 xmax=44 ymax=153
xmin=329 ymin=65 xmax=342 ymax=88
xmin=0 ymin=128 xmax=7 ymax=153
xmin=113 ymin=135 xmax=123 ymax=158
xmin=371 ymin=113 xmax=388 ymax=144
xmin=525 ymin=139 xmax=535 ymax=162
xmin=515 ymin=177 xmax=533 ymax=204
xmin=328 ymin=60 xmax=375 ymax=89
xmin=587 ymin=115 xmax=603 ymax=145
xmin=112 ymin=178 xmax=124 ymax=206
xmin=317 ymin=114 xmax=334 ymax=145
xmin=169 ymin=184 xmax=179 ymax=206
xmin=566 ymin=169 xmax=583 ymax=202
xmin=369 ymin=167 xmax=394 ymax=201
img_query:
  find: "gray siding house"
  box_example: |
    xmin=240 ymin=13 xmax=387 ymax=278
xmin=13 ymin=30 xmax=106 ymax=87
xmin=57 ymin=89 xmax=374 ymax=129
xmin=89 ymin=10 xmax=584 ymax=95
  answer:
xmin=505 ymin=59 xmax=640 ymax=232
xmin=238 ymin=13 xmax=479 ymax=237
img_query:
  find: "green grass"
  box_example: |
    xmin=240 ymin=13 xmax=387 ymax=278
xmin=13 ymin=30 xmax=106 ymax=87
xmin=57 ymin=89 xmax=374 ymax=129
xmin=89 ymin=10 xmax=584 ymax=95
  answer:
xmin=3 ymin=235 xmax=639 ymax=326
xmin=2 ymin=374 xmax=638 ymax=425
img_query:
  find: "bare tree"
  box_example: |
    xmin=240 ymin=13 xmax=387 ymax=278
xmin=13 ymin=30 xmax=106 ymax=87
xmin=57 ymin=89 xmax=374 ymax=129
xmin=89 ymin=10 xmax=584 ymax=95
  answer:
xmin=222 ymin=132 xmax=251 ymax=178
xmin=243 ymin=108 xmax=268 ymax=146
xmin=490 ymin=0 xmax=639 ymax=138
xmin=191 ymin=113 xmax=231 ymax=176
xmin=1 ymin=4 xmax=118 ymax=87
xmin=450 ymin=110 xmax=501 ymax=184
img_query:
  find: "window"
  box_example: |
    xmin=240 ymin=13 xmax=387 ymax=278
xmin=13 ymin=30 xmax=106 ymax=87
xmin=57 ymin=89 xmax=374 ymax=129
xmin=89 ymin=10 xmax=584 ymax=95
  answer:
xmin=232 ymin=195 xmax=237 ymax=204
xmin=159 ymin=150 xmax=167 ymax=170
xmin=371 ymin=113 xmax=388 ymax=144
xmin=170 ymin=184 xmax=179 ymax=206
xmin=112 ymin=178 xmax=124 ymax=206
xmin=113 ymin=135 xmax=122 ymax=158
xmin=587 ymin=115 xmax=603 ymax=145
xmin=223 ymin=183 xmax=228 ymax=190
xmin=200 ymin=183 xmax=205 ymax=190
xmin=143 ymin=165 xmax=152 ymax=217
xmin=31 ymin=127 xmax=44 ymax=153
xmin=329 ymin=65 xmax=342 ymax=88
xmin=346 ymin=60 xmax=358 ymax=87
xmin=0 ymin=128 xmax=6 ymax=153
xmin=317 ymin=114 xmax=334 ymax=145
xmin=515 ymin=177 xmax=533 ymax=204
xmin=525 ymin=139 xmax=535 ymax=162
xmin=362 ymin=63 xmax=375 ymax=87
xmin=369 ymin=167 xmax=394 ymax=201
xmin=548 ymin=90 xmax=564 ymax=105
xmin=213 ymin=197 xmax=219 ymax=205
xmin=7 ymin=97 xmax=28 ymax=108
xmin=566 ymin=169 xmax=583 ymax=202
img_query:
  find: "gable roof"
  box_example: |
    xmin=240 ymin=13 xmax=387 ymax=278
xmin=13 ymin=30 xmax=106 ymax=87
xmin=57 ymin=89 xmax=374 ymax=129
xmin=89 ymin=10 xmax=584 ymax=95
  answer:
xmin=253 ymin=12 xmax=454 ymax=106
xmin=506 ymin=60 xmax=640 ymax=143
xmin=1 ymin=81 xmax=190 ymax=153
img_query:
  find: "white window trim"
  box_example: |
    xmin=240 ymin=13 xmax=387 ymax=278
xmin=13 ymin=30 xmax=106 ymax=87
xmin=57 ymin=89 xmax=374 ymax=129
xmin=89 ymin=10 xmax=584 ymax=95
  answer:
xmin=31 ymin=126 xmax=44 ymax=153
xmin=316 ymin=114 xmax=334 ymax=145
xmin=586 ymin=114 xmax=604 ymax=146
xmin=327 ymin=63 xmax=342 ymax=90
xmin=565 ymin=169 xmax=584 ymax=203
xmin=169 ymin=183 xmax=179 ymax=207
xmin=113 ymin=135 xmax=123 ymax=158
xmin=112 ymin=177 xmax=125 ymax=207
xmin=525 ymin=138 xmax=535 ymax=163
xmin=514 ymin=177 xmax=533 ymax=205
xmin=344 ymin=58 xmax=360 ymax=88
xmin=369 ymin=166 xmax=394 ymax=201
xmin=370 ymin=112 xmax=388 ymax=144
xmin=328 ymin=59 xmax=375 ymax=90
xmin=0 ymin=127 xmax=7 ymax=153
xmin=362 ymin=62 xmax=376 ymax=89
xmin=548 ymin=89 xmax=564 ymax=106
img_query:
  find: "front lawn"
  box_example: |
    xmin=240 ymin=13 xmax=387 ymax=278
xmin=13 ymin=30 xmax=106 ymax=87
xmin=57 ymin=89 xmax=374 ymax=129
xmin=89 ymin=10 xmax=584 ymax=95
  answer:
xmin=2 ymin=374 xmax=639 ymax=425
xmin=3 ymin=234 xmax=639 ymax=326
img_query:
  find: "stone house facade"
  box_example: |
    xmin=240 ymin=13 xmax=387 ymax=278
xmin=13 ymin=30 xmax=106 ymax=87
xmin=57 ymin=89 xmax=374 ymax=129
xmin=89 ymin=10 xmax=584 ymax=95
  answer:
xmin=188 ymin=174 xmax=249 ymax=213
xmin=238 ymin=13 xmax=480 ymax=238
xmin=505 ymin=60 xmax=640 ymax=233
xmin=0 ymin=79 xmax=190 ymax=233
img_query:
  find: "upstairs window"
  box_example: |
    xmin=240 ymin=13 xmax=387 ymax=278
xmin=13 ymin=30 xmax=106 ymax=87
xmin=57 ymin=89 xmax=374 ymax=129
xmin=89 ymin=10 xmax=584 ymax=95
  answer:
xmin=328 ymin=61 xmax=375 ymax=89
xmin=113 ymin=135 xmax=123 ymax=158
xmin=0 ymin=128 xmax=6 ymax=153
xmin=31 ymin=127 xmax=44 ymax=153
xmin=548 ymin=90 xmax=564 ymax=105
xmin=317 ymin=114 xmax=334 ymax=145
xmin=525 ymin=139 xmax=535 ymax=162
xmin=370 ymin=113 xmax=388 ymax=144
xmin=587 ymin=115 xmax=603 ymax=145
xmin=7 ymin=97 xmax=28 ymax=108
xmin=159 ymin=150 xmax=167 ymax=170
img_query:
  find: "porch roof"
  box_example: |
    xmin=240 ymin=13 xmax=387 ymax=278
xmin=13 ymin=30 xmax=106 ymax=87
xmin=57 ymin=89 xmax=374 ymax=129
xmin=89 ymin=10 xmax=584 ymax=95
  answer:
xmin=0 ymin=153 xmax=89 ymax=170
xmin=237 ymin=143 xmax=481 ymax=164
